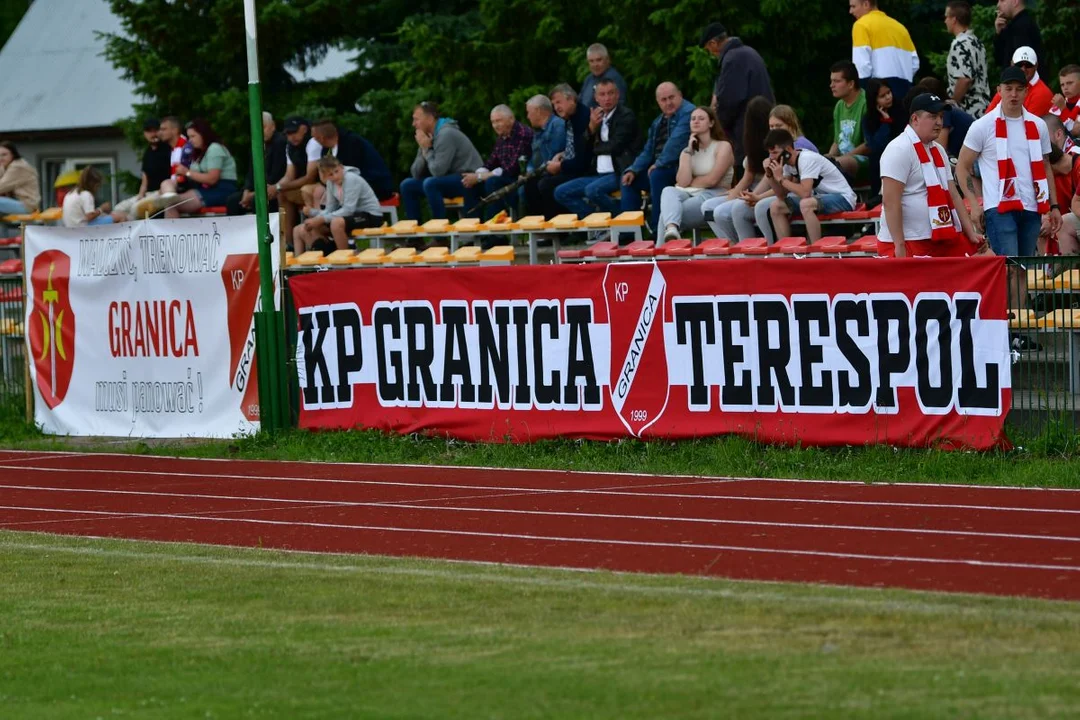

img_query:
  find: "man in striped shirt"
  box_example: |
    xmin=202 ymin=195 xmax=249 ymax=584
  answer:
xmin=849 ymin=0 xmax=919 ymax=101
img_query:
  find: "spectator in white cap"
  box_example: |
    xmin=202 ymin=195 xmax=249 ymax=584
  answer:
xmin=985 ymin=46 xmax=1052 ymax=117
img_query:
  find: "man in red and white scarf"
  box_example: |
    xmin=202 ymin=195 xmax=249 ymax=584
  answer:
xmin=878 ymin=93 xmax=983 ymax=257
xmin=957 ymin=66 xmax=1061 ymax=308
xmin=1050 ymin=64 xmax=1080 ymax=138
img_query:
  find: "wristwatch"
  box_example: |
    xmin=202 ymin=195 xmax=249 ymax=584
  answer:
xmin=1050 ymin=203 xmax=1060 ymax=210
xmin=275 ymin=183 xmax=282 ymax=192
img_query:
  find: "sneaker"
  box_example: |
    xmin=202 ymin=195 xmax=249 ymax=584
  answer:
xmin=1010 ymin=334 xmax=1041 ymax=352
xmin=586 ymin=230 xmax=610 ymax=246
xmin=663 ymin=227 xmax=680 ymax=242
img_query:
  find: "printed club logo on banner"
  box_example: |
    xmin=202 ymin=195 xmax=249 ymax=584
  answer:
xmin=221 ymin=253 xmax=262 ymax=421
xmin=29 ymin=250 xmax=75 ymax=408
xmin=603 ymin=262 xmax=669 ymax=436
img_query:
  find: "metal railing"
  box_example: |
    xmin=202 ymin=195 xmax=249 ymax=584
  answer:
xmin=0 ymin=271 xmax=25 ymax=407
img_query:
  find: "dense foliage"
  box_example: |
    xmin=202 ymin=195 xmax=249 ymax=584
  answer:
xmin=101 ymin=0 xmax=1078 ymax=181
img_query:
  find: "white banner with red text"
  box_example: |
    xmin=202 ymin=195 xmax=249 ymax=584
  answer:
xmin=289 ymin=258 xmax=1012 ymax=450
xmin=24 ymin=215 xmax=279 ymax=437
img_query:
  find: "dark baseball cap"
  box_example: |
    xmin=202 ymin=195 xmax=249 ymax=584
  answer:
xmin=700 ymin=22 xmax=727 ymax=46
xmin=1000 ymin=66 xmax=1028 ymax=85
xmin=283 ymin=116 xmax=309 ymax=133
xmin=909 ymin=93 xmax=947 ymax=114
xmin=142 ymin=117 xmax=161 ymax=131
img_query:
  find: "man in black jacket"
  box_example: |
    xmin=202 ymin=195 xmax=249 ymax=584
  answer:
xmin=310 ymin=119 xmax=395 ymax=201
xmin=994 ymin=0 xmax=1044 ymax=78
xmin=227 ymin=112 xmax=288 ymax=216
xmin=701 ymin=21 xmax=773 ymax=164
xmin=553 ymin=79 xmax=640 ymax=218
xmin=526 ymin=83 xmax=594 ymax=218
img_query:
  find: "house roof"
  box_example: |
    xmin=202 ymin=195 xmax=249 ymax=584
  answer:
xmin=0 ymin=0 xmax=139 ymax=133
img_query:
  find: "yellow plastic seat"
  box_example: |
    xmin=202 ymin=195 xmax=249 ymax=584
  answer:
xmin=417 ymin=247 xmax=450 ymax=264
xmin=38 ymin=207 xmax=63 ymax=222
xmin=285 ymin=251 xmax=296 ymax=266
xmin=391 ymin=220 xmax=420 ymax=234
xmin=1052 ymin=269 xmax=1080 ymax=290
xmin=359 ymin=225 xmax=389 ymax=237
xmin=582 ymin=212 xmax=612 ymax=228
xmin=422 ymin=218 xmax=451 ymax=234
xmin=451 ymin=246 xmax=482 ymax=263
xmin=516 ymin=215 xmax=550 ymax=231
xmin=452 ymin=218 xmax=486 ymax=233
xmin=3 ymin=212 xmax=39 ymax=223
xmin=1026 ymin=268 xmax=1053 ymax=290
xmin=550 ymin=213 xmax=582 ymax=230
xmin=325 ymin=249 xmax=357 ymax=265
xmin=357 ymin=248 xmax=387 ymax=265
xmin=445 ymin=196 xmax=465 ymax=207
xmin=295 ymin=250 xmax=324 ymax=266
xmin=611 ymin=210 xmax=645 ymax=226
xmin=1008 ymin=309 xmax=1038 ymax=329
xmin=388 ymin=247 xmax=418 ymax=264
xmin=479 ymin=245 xmax=515 ymax=263
xmin=1043 ymin=309 xmax=1080 ymax=328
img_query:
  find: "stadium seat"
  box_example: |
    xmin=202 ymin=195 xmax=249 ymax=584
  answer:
xmin=1008 ymin=309 xmax=1039 ymax=329
xmin=727 ymin=238 xmax=767 ymax=256
xmin=198 ymin=206 xmax=227 ymax=216
xmin=516 ymin=215 xmax=550 ymax=231
xmin=556 ymin=241 xmax=619 ymax=262
xmin=582 ymin=212 xmax=612 ymax=229
xmin=388 ymin=247 xmax=418 ymax=264
xmin=357 ymin=248 xmax=387 ymax=265
xmin=1027 ymin=268 xmax=1054 ymax=290
xmin=380 ymin=192 xmax=401 ymax=224
xmin=450 ymin=246 xmax=482 ymax=264
xmin=627 ymin=240 xmax=658 ymax=258
xmin=324 ymin=249 xmax=358 ymax=265
xmin=294 ymin=250 xmax=324 ymax=266
xmin=655 ymin=238 xmax=695 ymax=257
xmin=806 ymin=236 xmax=848 ymax=255
xmin=0 ymin=258 xmax=23 ymax=274
xmin=1053 ymin=269 xmax=1080 ymax=290
xmin=479 ymin=246 xmax=515 ymax=265
xmin=695 ymin=238 xmax=731 ymax=257
xmin=550 ymin=213 xmax=583 ymax=230
xmin=391 ymin=220 xmax=420 ymax=235
xmin=416 ymin=247 xmax=450 ymax=264
xmin=421 ymin=218 xmax=451 ymax=234
xmin=1042 ymin=309 xmax=1080 ymax=328
xmin=768 ymin=237 xmax=809 ymax=255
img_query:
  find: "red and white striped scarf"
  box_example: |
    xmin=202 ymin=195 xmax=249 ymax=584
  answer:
xmin=905 ymin=125 xmax=959 ymax=241
xmin=1050 ymin=97 xmax=1080 ymax=133
xmin=993 ymin=107 xmax=1050 ymax=214
xmin=1064 ymin=135 xmax=1080 ymax=157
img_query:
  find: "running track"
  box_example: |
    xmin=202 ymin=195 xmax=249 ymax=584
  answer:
xmin=1 ymin=450 xmax=1078 ymax=601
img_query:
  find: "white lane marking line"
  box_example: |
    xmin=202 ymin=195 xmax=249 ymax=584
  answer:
xmin=1 ymin=505 xmax=1079 ymax=573
xmin=3 ymin=484 xmax=1079 ymax=544
xmin=2 ymin=465 xmax=1079 ymax=514
xmin=0 ymin=452 xmax=96 ymax=465
xmin=2 ymin=449 xmax=1077 ymax=493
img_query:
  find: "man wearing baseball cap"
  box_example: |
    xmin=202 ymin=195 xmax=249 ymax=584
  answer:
xmin=985 ymin=46 xmax=1052 ymax=116
xmin=878 ymin=94 xmax=983 ymax=257
xmin=700 ymin=21 xmax=773 ymax=164
xmin=957 ymin=66 xmax=1061 ymax=308
xmin=276 ymin=116 xmax=322 ymax=241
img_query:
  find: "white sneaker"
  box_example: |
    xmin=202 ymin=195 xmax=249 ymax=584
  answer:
xmin=663 ymin=227 xmax=680 ymax=242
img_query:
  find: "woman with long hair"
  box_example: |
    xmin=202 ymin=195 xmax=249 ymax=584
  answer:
xmin=863 ymin=78 xmax=905 ymax=195
xmin=164 ymin=118 xmax=239 ymax=218
xmin=703 ymin=96 xmax=772 ymax=240
xmin=768 ymin=105 xmax=818 ymax=152
xmin=62 ymin=166 xmax=122 ymax=227
xmin=657 ymin=105 xmax=735 ymax=242
xmin=0 ymin=141 xmax=41 ymax=215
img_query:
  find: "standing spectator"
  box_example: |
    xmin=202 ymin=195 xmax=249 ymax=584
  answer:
xmin=658 ymin=106 xmax=734 ymax=242
xmin=763 ymin=129 xmax=856 ymax=244
xmin=227 ymin=112 xmax=288 ymax=216
xmin=461 ymin=104 xmax=533 ymax=219
xmin=312 ymin=119 xmax=394 ymax=201
xmin=619 ymin=82 xmax=693 ymax=233
xmin=523 ymin=95 xmax=566 ymax=216
xmin=579 ymin=44 xmax=628 ymax=109
xmin=0 ymin=141 xmax=40 ymax=215
xmin=957 ymin=67 xmax=1060 ymax=311
xmin=292 ymin=156 xmax=383 ymax=253
xmin=554 ymin=79 xmax=640 ymax=220
xmin=827 ymin=61 xmax=870 ymax=181
xmin=849 ymin=0 xmax=919 ymax=101
xmin=62 ymin=167 xmax=122 ymax=227
xmin=863 ymin=78 xmax=906 ymax=196
xmin=994 ymin=0 xmax=1044 ymax=79
xmin=986 ymin=47 xmax=1053 ymax=117
xmin=400 ymin=102 xmax=485 ymax=221
xmin=703 ymin=96 xmax=773 ymax=241
xmin=878 ymin=94 xmax=983 ymax=257
xmin=700 ymin=22 xmax=773 ymax=164
xmin=528 ymin=84 xmax=592 ymax=219
xmin=115 ymin=118 xmax=172 ymax=220
xmin=1050 ymin=65 xmax=1080 ymax=138
xmin=945 ymin=1 xmax=991 ymax=118
xmin=164 ymin=119 xmax=239 ymax=218
xmin=276 ymin=116 xmax=322 ymax=241
xmin=769 ymin=105 xmax=818 ymax=152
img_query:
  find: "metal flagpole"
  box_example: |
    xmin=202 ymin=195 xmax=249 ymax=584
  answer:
xmin=243 ymin=0 xmax=289 ymax=431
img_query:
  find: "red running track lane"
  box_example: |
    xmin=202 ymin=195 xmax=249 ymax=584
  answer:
xmin=0 ymin=450 xmax=1078 ymax=601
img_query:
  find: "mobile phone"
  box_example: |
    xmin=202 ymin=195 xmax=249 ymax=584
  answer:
xmin=780 ymin=150 xmax=792 ymax=164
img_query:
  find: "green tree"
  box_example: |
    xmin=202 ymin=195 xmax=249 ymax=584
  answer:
xmin=0 ymin=0 xmax=30 ymax=49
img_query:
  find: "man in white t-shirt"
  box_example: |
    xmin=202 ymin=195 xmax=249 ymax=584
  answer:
xmin=276 ymin=116 xmax=322 ymax=241
xmin=879 ymin=93 xmax=983 ymax=257
xmin=761 ymin=128 xmax=856 ymax=243
xmin=957 ymin=66 xmax=1060 ymax=308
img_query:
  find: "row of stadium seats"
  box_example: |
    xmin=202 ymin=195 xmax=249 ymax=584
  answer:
xmin=556 ymin=236 xmax=880 ymax=262
xmin=286 ymin=245 xmax=515 ymax=268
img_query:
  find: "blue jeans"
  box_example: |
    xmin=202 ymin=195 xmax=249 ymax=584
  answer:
xmin=88 ymin=214 xmax=114 ymax=226
xmin=620 ymin=166 xmax=678 ymax=233
xmin=400 ymin=175 xmax=480 ymax=220
xmin=553 ymin=174 xmax=602 ymax=218
xmin=0 ymin=196 xmax=30 ymax=214
xmin=782 ymin=192 xmax=854 ymax=216
xmin=985 ymin=208 xmax=1040 ymax=257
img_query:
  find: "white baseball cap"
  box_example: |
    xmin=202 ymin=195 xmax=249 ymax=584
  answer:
xmin=1012 ymin=46 xmax=1038 ymax=66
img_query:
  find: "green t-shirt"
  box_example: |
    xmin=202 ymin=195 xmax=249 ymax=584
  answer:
xmin=191 ymin=143 xmax=238 ymax=183
xmin=833 ymin=90 xmax=867 ymax=156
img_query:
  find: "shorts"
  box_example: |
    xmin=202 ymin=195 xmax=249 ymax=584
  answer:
xmin=342 ymin=212 xmax=383 ymax=233
xmin=194 ymin=180 xmax=238 ymax=208
xmin=783 ymin=192 xmax=854 ymax=218
xmin=877 ymin=237 xmax=975 ymax=258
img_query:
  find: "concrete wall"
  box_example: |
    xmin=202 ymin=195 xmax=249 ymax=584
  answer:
xmin=15 ymin=135 xmax=140 ymax=208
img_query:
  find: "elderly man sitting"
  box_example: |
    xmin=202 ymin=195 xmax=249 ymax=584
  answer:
xmin=462 ymin=104 xmax=533 ymax=219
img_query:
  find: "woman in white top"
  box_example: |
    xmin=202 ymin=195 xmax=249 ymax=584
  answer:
xmin=61 ymin=167 xmax=122 ymax=228
xmin=658 ymin=106 xmax=734 ymax=242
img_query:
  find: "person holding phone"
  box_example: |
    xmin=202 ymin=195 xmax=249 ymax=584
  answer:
xmin=657 ymin=106 xmax=734 ymax=243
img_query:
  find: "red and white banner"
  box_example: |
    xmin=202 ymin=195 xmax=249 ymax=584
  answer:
xmin=290 ymin=258 xmax=1012 ymax=450
xmin=24 ymin=215 xmax=279 ymax=437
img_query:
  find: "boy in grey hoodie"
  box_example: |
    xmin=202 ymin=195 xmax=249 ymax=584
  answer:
xmin=293 ymin=155 xmax=383 ymax=252
xmin=400 ymin=102 xmax=485 ymax=220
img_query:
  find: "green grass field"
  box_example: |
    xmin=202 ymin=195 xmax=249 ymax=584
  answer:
xmin=2 ymin=531 xmax=1079 ymax=719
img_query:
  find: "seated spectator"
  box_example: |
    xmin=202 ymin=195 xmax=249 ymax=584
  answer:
xmin=827 ymin=61 xmax=869 ymax=182
xmin=227 ymin=112 xmax=288 ymax=216
xmin=863 ymin=78 xmax=906 ymax=196
xmin=462 ymin=104 xmax=533 ymax=219
xmin=554 ymin=78 xmax=640 ymax=221
xmin=276 ymin=117 xmax=322 ymax=240
xmin=659 ymin=106 xmax=734 ymax=242
xmin=703 ymin=96 xmax=772 ymax=241
xmin=986 ymin=46 xmax=1053 ymax=117
xmin=910 ymin=77 xmax=973 ymax=159
xmin=62 ymin=167 xmax=123 ymax=227
xmin=0 ymin=141 xmax=41 ymax=215
xmin=115 ymin=118 xmax=172 ymax=220
xmin=878 ymin=94 xmax=983 ymax=257
xmin=132 ymin=115 xmax=193 ymax=218
xmin=764 ymin=129 xmax=856 ymax=243
xmin=619 ymin=82 xmax=693 ymax=232
xmin=311 ymin=119 xmax=394 ymax=201
xmin=292 ymin=155 xmax=383 ymax=253
xmin=768 ymin=105 xmax=818 ymax=152
xmin=579 ymin=44 xmax=628 ymax=109
xmin=1043 ymin=115 xmax=1080 ymax=255
xmin=526 ymin=85 xmax=593 ymax=219
xmin=163 ymin=118 xmax=239 ymax=218
xmin=400 ymin=102 xmax=485 ymax=220
xmin=523 ymin=94 xmax=566 ymax=217
xmin=1050 ymin=64 xmax=1080 ymax=139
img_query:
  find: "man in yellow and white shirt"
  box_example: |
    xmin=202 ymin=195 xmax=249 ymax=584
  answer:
xmin=849 ymin=0 xmax=919 ymax=101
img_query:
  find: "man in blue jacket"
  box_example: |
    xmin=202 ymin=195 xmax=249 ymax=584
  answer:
xmin=529 ymin=83 xmax=593 ymax=218
xmin=619 ymin=82 xmax=693 ymax=233
xmin=702 ymin=22 xmax=774 ymax=164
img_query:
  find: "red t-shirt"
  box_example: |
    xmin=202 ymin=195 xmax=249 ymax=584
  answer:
xmin=986 ymin=77 xmax=1055 ymax=117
